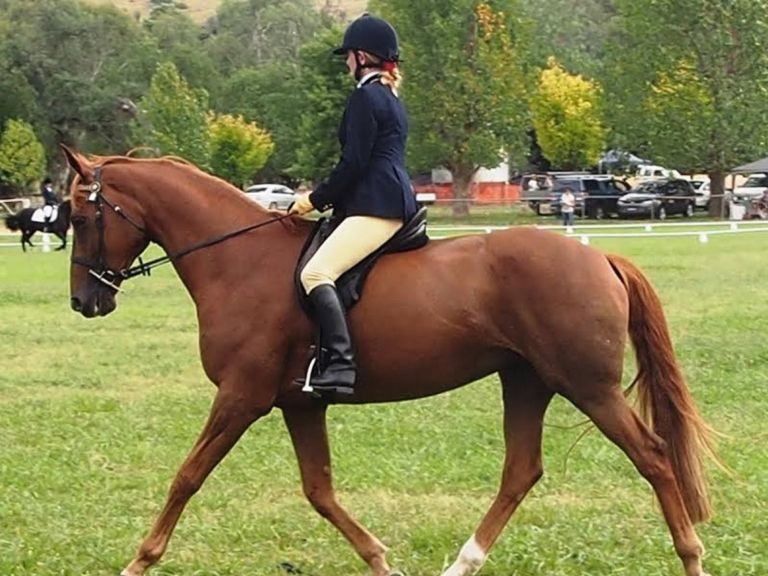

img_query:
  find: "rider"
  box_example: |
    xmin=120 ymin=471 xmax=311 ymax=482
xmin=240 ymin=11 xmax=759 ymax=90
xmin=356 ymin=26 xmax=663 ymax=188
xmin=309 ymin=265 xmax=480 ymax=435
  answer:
xmin=40 ymin=177 xmax=59 ymax=230
xmin=289 ymin=13 xmax=418 ymax=395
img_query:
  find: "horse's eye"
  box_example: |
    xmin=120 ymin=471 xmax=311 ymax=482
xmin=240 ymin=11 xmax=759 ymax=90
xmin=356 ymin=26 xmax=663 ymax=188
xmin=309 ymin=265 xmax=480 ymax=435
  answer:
xmin=71 ymin=215 xmax=87 ymax=228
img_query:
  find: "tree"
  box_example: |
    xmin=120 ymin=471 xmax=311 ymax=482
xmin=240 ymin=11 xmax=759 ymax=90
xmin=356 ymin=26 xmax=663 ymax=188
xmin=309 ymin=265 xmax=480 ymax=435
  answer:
xmin=208 ymin=113 xmax=274 ymax=186
xmin=213 ymin=63 xmax=306 ymax=183
xmin=371 ymin=0 xmax=529 ymax=216
xmin=519 ymin=0 xmax=619 ymax=77
xmin=0 ymin=0 xmax=158 ymax=165
xmin=290 ymin=26 xmax=351 ymax=184
xmin=530 ymin=57 xmax=605 ymax=170
xmin=143 ymin=7 xmax=222 ymax=96
xmin=0 ymin=119 xmax=46 ymax=193
xmin=604 ymin=0 xmax=768 ymax=216
xmin=208 ymin=0 xmax=328 ymax=74
xmin=137 ymin=62 xmax=211 ymax=168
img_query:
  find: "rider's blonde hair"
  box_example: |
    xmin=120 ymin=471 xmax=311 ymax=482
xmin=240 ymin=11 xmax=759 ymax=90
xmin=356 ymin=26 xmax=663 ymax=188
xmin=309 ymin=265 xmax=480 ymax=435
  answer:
xmin=360 ymin=52 xmax=402 ymax=96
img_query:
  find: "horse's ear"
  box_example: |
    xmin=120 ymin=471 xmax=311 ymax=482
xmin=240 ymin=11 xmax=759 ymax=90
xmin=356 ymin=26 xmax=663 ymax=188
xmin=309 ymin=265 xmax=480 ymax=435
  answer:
xmin=60 ymin=144 xmax=92 ymax=179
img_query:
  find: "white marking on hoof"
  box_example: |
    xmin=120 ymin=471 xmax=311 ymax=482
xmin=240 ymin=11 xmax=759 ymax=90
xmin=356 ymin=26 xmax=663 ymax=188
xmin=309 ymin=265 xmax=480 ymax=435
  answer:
xmin=441 ymin=534 xmax=486 ymax=576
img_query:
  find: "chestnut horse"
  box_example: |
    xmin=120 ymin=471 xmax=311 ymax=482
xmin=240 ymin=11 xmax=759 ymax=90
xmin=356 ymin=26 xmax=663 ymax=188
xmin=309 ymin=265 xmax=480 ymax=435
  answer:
xmin=62 ymin=147 xmax=717 ymax=576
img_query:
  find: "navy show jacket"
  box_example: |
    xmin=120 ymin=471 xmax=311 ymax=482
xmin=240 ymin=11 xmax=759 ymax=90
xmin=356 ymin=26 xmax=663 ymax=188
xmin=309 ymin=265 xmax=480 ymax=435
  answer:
xmin=310 ymin=74 xmax=418 ymax=221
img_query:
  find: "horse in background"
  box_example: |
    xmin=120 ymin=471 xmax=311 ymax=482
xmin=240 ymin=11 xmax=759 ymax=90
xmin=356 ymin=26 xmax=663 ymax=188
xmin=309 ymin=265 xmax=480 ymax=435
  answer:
xmin=4 ymin=200 xmax=71 ymax=251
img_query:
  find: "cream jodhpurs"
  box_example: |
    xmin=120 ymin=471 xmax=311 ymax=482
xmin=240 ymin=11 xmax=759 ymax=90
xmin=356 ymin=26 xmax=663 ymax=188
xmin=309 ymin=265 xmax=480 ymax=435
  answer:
xmin=300 ymin=215 xmax=403 ymax=294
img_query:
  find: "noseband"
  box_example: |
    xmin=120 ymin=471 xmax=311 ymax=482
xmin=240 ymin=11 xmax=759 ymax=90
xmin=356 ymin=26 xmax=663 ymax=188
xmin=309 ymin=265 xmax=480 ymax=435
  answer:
xmin=71 ymin=165 xmax=293 ymax=292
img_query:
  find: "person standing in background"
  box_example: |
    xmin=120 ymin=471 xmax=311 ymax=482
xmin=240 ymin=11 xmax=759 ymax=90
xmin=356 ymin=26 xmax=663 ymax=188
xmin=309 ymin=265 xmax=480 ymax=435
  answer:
xmin=560 ymin=187 xmax=576 ymax=227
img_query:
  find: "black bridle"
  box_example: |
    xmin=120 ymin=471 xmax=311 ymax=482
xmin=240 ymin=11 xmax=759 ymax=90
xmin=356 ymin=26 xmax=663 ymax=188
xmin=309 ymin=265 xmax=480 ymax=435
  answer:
xmin=70 ymin=165 xmax=293 ymax=292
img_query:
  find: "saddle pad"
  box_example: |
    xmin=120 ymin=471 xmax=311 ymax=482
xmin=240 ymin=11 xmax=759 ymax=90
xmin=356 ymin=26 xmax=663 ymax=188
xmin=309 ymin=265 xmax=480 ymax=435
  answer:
xmin=31 ymin=206 xmax=59 ymax=223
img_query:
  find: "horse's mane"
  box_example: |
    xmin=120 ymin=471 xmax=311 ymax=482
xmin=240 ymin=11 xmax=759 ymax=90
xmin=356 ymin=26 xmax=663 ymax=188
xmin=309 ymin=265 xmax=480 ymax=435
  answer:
xmin=85 ymin=153 xmax=314 ymax=236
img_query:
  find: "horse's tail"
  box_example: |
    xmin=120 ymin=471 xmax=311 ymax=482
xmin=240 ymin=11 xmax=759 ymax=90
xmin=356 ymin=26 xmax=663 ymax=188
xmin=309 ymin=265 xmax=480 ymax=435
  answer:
xmin=5 ymin=214 xmax=21 ymax=231
xmin=607 ymin=253 xmax=718 ymax=524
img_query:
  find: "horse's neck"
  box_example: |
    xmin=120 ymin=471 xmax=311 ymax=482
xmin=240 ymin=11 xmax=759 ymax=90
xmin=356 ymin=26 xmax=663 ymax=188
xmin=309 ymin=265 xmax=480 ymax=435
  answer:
xmin=130 ymin=167 xmax=299 ymax=300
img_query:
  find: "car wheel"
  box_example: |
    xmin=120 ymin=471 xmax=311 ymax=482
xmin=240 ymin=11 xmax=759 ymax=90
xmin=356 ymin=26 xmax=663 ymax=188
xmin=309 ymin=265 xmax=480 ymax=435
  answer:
xmin=684 ymin=203 xmax=694 ymax=217
xmin=268 ymin=202 xmax=278 ymax=210
xmin=658 ymin=206 xmax=667 ymax=220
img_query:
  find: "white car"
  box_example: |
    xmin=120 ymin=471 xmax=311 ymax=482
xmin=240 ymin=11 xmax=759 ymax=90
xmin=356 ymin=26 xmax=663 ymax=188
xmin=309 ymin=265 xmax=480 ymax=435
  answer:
xmin=733 ymin=173 xmax=768 ymax=201
xmin=690 ymin=179 xmax=711 ymax=209
xmin=244 ymin=184 xmax=296 ymax=210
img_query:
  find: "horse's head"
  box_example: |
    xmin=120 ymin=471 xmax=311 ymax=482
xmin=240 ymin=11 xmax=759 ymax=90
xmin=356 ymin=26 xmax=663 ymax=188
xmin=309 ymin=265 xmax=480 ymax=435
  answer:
xmin=63 ymin=146 xmax=151 ymax=318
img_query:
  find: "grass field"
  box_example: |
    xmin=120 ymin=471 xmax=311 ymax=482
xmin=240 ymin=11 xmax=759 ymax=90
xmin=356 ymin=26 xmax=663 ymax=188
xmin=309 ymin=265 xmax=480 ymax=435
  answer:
xmin=0 ymin=223 xmax=767 ymax=576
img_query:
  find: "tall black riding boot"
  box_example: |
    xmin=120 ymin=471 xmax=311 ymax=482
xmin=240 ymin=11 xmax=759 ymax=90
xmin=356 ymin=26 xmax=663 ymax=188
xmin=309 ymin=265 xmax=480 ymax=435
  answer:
xmin=307 ymin=284 xmax=356 ymax=395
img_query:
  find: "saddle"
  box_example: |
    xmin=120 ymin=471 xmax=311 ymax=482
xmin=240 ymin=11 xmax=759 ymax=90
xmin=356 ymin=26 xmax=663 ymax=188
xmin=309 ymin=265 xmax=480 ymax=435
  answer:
xmin=294 ymin=207 xmax=429 ymax=314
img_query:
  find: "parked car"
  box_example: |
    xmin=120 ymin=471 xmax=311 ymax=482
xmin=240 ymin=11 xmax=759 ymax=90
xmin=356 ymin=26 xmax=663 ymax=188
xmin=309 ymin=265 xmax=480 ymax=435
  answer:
xmin=733 ymin=173 xmax=768 ymax=202
xmin=690 ymin=179 xmax=711 ymax=209
xmin=244 ymin=184 xmax=296 ymax=210
xmin=631 ymin=164 xmax=682 ymax=184
xmin=617 ymin=179 xmax=696 ymax=219
xmin=549 ymin=175 xmax=631 ymax=218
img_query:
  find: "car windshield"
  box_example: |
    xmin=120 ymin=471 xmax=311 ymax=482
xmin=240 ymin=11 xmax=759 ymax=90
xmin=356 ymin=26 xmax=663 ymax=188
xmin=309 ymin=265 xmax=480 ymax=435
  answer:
xmin=633 ymin=183 xmax=661 ymax=194
xmin=742 ymin=175 xmax=768 ymax=187
xmin=552 ymin=179 xmax=581 ymax=191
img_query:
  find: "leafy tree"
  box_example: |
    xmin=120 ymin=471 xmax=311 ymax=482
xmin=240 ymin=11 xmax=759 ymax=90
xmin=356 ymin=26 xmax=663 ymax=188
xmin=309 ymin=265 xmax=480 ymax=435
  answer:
xmin=143 ymin=7 xmax=221 ymax=96
xmin=137 ymin=62 xmax=211 ymax=168
xmin=213 ymin=63 xmax=305 ymax=183
xmin=290 ymin=26 xmax=351 ymax=184
xmin=371 ymin=0 xmax=529 ymax=216
xmin=208 ymin=113 xmax=274 ymax=186
xmin=0 ymin=0 xmax=158 ymax=165
xmin=530 ymin=57 xmax=605 ymax=170
xmin=605 ymin=0 xmax=768 ymax=215
xmin=520 ymin=0 xmax=619 ymax=77
xmin=0 ymin=119 xmax=46 ymax=193
xmin=208 ymin=0 xmax=328 ymax=74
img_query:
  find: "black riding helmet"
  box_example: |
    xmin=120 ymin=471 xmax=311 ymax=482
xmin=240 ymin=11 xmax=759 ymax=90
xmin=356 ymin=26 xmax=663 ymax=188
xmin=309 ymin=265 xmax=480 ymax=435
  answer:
xmin=333 ymin=13 xmax=401 ymax=62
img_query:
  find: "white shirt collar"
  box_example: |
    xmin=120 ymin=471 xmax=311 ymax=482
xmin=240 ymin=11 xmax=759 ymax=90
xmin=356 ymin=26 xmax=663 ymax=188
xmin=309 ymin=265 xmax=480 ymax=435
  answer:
xmin=356 ymin=71 xmax=381 ymax=88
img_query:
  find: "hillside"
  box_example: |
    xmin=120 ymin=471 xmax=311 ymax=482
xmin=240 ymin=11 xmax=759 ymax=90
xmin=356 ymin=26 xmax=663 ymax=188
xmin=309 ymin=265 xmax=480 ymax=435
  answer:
xmin=88 ymin=0 xmax=368 ymax=23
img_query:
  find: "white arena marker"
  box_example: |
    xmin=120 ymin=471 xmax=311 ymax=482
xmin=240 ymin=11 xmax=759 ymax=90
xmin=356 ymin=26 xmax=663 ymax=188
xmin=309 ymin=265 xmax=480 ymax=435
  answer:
xmin=580 ymin=235 xmax=590 ymax=245
xmin=485 ymin=227 xmax=492 ymax=234
xmin=565 ymin=225 xmax=574 ymax=234
xmin=730 ymin=222 xmax=739 ymax=231
xmin=699 ymin=232 xmax=709 ymax=244
xmin=42 ymin=233 xmax=51 ymax=253
xmin=644 ymin=224 xmax=653 ymax=232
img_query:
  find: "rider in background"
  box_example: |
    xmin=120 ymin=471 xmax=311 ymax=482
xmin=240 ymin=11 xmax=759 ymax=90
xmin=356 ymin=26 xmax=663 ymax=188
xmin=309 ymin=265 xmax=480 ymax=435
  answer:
xmin=40 ymin=177 xmax=59 ymax=228
xmin=289 ymin=13 xmax=418 ymax=395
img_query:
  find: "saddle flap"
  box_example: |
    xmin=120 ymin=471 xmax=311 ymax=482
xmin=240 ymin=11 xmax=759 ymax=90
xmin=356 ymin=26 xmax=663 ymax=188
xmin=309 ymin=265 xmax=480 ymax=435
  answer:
xmin=295 ymin=207 xmax=429 ymax=313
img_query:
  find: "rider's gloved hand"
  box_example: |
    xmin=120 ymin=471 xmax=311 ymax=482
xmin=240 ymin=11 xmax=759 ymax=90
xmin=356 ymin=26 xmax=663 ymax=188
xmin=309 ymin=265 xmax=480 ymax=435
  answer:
xmin=289 ymin=192 xmax=315 ymax=216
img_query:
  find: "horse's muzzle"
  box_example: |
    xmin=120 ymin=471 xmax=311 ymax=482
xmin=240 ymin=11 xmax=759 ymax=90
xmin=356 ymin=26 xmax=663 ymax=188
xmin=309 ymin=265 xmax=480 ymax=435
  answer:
xmin=71 ymin=290 xmax=116 ymax=318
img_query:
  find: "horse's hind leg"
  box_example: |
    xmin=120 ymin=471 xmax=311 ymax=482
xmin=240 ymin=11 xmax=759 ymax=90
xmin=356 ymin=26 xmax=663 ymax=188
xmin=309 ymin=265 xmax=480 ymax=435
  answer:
xmin=442 ymin=365 xmax=553 ymax=576
xmin=121 ymin=386 xmax=268 ymax=576
xmin=55 ymin=231 xmax=67 ymax=251
xmin=282 ymin=404 xmax=398 ymax=576
xmin=574 ymin=388 xmax=708 ymax=576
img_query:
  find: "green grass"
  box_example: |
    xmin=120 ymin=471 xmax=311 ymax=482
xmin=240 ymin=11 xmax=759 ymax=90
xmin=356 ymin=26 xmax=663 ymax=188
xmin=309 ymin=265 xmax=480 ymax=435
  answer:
xmin=0 ymin=226 xmax=766 ymax=576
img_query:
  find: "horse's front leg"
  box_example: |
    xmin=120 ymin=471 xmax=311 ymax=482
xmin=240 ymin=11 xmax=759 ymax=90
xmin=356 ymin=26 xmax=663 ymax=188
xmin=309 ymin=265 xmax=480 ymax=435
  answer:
xmin=120 ymin=386 xmax=271 ymax=576
xmin=282 ymin=404 xmax=400 ymax=576
xmin=21 ymin=232 xmax=31 ymax=252
xmin=55 ymin=231 xmax=67 ymax=251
